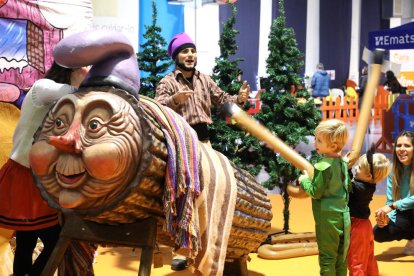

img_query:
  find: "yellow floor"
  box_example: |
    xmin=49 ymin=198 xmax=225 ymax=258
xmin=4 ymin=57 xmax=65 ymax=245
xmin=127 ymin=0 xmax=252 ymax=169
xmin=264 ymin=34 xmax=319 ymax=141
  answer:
xmin=92 ymin=194 xmax=413 ymax=275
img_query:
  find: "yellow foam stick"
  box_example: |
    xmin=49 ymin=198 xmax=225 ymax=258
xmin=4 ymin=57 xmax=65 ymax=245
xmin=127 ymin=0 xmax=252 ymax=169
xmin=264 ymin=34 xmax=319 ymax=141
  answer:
xmin=346 ymin=49 xmax=384 ymax=167
xmin=222 ymin=103 xmax=313 ymax=198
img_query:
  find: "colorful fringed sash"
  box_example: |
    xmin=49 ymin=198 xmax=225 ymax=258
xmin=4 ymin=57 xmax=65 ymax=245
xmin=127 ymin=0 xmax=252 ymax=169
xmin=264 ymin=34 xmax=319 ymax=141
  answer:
xmin=140 ymin=97 xmax=201 ymax=254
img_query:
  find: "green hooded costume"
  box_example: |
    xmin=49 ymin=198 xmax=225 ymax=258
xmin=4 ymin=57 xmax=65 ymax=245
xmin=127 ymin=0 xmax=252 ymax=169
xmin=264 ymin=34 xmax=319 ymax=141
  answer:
xmin=300 ymin=157 xmax=351 ymax=276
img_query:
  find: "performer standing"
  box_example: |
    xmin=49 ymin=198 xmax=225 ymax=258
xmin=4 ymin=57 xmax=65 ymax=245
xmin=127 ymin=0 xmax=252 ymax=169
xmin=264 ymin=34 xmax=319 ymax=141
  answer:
xmin=298 ymin=119 xmax=351 ymax=276
xmin=155 ymin=32 xmax=250 ymax=270
xmin=0 ymin=62 xmax=88 ymax=276
xmin=155 ymin=32 xmax=249 ymax=144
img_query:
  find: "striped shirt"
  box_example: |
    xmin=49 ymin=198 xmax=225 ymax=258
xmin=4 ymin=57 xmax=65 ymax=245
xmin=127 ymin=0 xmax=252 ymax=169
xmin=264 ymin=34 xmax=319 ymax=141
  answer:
xmin=155 ymin=68 xmax=239 ymax=126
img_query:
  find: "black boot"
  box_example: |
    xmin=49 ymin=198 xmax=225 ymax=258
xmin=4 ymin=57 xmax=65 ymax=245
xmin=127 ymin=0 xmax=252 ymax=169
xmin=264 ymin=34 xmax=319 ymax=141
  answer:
xmin=171 ymin=258 xmax=187 ymax=271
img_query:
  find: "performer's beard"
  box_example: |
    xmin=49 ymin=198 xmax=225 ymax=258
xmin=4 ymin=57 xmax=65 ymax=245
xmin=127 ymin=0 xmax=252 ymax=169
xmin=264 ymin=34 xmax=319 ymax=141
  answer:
xmin=176 ymin=59 xmax=197 ymax=72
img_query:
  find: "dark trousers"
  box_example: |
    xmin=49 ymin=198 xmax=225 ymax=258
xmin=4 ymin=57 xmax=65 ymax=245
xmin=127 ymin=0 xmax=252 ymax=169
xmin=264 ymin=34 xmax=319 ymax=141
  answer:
xmin=374 ymin=209 xmax=414 ymax=242
xmin=14 ymin=224 xmax=61 ymax=276
xmin=190 ymin=123 xmax=210 ymax=142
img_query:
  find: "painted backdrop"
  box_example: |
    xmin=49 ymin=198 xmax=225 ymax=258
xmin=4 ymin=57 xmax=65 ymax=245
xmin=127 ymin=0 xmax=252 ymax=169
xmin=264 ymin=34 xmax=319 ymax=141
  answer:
xmin=0 ymin=0 xmax=92 ymax=106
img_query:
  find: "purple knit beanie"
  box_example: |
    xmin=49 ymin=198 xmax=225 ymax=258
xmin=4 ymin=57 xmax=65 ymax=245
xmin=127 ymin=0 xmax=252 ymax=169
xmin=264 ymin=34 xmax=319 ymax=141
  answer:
xmin=167 ymin=32 xmax=196 ymax=59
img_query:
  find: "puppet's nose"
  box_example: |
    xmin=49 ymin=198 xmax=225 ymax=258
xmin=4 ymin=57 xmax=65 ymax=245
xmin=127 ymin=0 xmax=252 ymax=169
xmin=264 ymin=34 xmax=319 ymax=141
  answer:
xmin=47 ymin=129 xmax=82 ymax=154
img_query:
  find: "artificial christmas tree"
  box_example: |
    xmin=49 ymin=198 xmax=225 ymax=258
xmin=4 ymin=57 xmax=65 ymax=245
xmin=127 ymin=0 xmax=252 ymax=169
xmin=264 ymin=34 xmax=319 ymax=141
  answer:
xmin=255 ymin=0 xmax=321 ymax=233
xmin=209 ymin=4 xmax=262 ymax=175
xmin=137 ymin=0 xmax=172 ymax=98
xmin=210 ymin=0 xmax=320 ymax=232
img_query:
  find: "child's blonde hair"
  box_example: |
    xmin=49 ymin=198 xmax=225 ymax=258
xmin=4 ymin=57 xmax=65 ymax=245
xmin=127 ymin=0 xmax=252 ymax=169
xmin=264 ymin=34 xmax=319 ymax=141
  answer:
xmin=314 ymin=119 xmax=348 ymax=151
xmin=358 ymin=153 xmax=390 ymax=183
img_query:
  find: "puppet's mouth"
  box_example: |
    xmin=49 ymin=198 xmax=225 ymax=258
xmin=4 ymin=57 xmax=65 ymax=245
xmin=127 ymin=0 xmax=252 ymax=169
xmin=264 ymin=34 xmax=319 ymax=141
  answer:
xmin=56 ymin=172 xmax=86 ymax=188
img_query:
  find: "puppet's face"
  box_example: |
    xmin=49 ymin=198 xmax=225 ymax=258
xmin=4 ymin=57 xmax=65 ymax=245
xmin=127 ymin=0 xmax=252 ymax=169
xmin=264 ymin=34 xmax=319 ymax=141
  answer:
xmin=29 ymin=91 xmax=142 ymax=210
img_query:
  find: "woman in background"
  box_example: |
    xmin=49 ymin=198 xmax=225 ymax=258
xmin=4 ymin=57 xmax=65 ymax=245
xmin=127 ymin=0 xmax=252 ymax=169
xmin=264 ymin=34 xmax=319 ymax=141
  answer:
xmin=373 ymin=130 xmax=414 ymax=255
xmin=383 ymin=70 xmax=404 ymax=94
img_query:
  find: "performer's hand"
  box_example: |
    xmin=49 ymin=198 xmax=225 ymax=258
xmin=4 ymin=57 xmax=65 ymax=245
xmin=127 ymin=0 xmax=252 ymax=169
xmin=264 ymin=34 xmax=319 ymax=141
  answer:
xmin=237 ymin=80 xmax=250 ymax=104
xmin=173 ymin=90 xmax=192 ymax=105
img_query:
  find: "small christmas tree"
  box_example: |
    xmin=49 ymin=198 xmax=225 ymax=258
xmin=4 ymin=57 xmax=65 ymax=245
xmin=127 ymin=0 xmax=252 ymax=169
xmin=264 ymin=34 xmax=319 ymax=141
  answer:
xmin=137 ymin=0 xmax=172 ymax=98
xmin=209 ymin=4 xmax=261 ymax=174
xmin=255 ymin=0 xmax=321 ymax=233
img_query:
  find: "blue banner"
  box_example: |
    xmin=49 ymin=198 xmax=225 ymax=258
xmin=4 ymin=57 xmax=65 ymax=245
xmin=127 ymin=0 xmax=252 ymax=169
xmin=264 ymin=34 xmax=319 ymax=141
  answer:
xmin=369 ymin=22 xmax=414 ymax=50
xmin=139 ymin=1 xmax=184 ymax=78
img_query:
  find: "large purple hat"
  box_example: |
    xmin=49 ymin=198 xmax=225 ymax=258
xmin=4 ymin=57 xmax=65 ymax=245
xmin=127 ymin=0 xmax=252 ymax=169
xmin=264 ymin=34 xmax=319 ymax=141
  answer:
xmin=167 ymin=32 xmax=196 ymax=60
xmin=54 ymin=30 xmax=140 ymax=99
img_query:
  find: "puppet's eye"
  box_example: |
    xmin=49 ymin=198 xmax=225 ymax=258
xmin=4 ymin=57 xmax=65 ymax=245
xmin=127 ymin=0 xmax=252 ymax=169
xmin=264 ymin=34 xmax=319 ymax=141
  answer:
xmin=88 ymin=119 xmax=101 ymax=130
xmin=55 ymin=118 xmax=64 ymax=128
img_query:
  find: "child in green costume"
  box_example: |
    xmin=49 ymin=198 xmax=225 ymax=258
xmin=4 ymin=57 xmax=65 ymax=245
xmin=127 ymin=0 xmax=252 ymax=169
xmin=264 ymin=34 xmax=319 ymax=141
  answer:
xmin=299 ymin=119 xmax=351 ymax=276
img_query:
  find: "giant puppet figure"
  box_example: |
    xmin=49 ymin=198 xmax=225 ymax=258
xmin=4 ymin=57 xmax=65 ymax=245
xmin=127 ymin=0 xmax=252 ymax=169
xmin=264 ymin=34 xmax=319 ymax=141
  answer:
xmin=28 ymin=30 xmax=272 ymax=275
